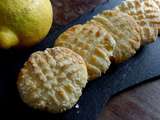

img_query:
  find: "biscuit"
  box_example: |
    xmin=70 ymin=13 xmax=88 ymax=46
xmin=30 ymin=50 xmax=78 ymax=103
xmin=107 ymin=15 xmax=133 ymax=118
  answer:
xmin=142 ymin=0 xmax=160 ymax=33
xmin=91 ymin=10 xmax=141 ymax=63
xmin=17 ymin=47 xmax=88 ymax=113
xmin=115 ymin=0 xmax=158 ymax=45
xmin=55 ymin=23 xmax=116 ymax=80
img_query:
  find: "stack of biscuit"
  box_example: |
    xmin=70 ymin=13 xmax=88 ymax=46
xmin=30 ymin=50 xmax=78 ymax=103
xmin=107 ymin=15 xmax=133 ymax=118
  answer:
xmin=17 ymin=0 xmax=160 ymax=113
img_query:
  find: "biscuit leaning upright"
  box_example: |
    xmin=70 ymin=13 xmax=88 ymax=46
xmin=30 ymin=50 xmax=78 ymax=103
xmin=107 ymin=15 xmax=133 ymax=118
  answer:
xmin=17 ymin=47 xmax=88 ymax=113
xmin=115 ymin=0 xmax=159 ymax=44
xmin=54 ymin=23 xmax=116 ymax=80
xmin=90 ymin=10 xmax=141 ymax=63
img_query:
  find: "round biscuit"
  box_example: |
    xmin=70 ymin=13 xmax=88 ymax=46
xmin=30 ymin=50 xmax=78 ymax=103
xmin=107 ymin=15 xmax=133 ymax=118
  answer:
xmin=17 ymin=47 xmax=88 ymax=113
xmin=115 ymin=0 xmax=158 ymax=45
xmin=55 ymin=23 xmax=116 ymax=80
xmin=91 ymin=10 xmax=141 ymax=63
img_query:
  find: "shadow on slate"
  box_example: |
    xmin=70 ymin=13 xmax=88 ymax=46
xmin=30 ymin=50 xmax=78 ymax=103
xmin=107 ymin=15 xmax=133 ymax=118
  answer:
xmin=1 ymin=0 xmax=160 ymax=120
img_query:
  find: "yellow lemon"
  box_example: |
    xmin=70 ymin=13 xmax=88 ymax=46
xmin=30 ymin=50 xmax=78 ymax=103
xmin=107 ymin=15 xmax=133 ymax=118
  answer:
xmin=0 ymin=0 xmax=53 ymax=49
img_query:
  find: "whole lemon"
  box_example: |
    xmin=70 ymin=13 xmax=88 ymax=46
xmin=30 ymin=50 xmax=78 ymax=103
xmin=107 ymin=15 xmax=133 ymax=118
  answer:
xmin=0 ymin=0 xmax=53 ymax=49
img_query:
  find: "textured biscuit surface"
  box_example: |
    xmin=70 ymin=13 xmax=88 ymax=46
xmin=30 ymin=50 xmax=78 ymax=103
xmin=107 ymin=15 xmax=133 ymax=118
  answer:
xmin=55 ymin=23 xmax=116 ymax=80
xmin=17 ymin=47 xmax=88 ymax=113
xmin=115 ymin=0 xmax=158 ymax=44
xmin=142 ymin=0 xmax=160 ymax=32
xmin=91 ymin=10 xmax=141 ymax=63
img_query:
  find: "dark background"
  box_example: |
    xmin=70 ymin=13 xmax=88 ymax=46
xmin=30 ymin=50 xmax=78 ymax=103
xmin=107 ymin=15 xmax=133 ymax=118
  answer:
xmin=52 ymin=0 xmax=107 ymax=25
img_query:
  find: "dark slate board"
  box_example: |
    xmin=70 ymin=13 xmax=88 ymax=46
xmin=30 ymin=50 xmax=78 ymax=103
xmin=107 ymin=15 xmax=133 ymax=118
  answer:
xmin=1 ymin=0 xmax=160 ymax=119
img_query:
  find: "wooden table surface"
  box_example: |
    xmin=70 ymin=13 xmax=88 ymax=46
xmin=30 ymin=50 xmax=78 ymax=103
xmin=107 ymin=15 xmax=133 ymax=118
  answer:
xmin=98 ymin=79 xmax=160 ymax=120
